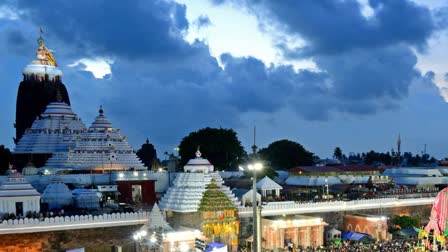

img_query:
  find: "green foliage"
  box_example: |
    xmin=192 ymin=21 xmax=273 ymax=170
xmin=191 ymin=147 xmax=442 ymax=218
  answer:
xmin=258 ymin=139 xmax=314 ymax=171
xmin=392 ymin=215 xmax=419 ymax=229
xmin=348 ymin=150 xmax=437 ymax=166
xmin=178 ymin=127 xmax=246 ymax=171
xmin=333 ymin=147 xmax=343 ymax=160
xmin=0 ymin=145 xmax=11 ymax=175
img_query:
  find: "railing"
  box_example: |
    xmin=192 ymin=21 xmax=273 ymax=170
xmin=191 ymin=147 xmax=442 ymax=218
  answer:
xmin=237 ymin=197 xmax=435 ymax=217
xmin=0 ymin=197 xmax=435 ymax=233
xmin=0 ymin=211 xmax=149 ymax=234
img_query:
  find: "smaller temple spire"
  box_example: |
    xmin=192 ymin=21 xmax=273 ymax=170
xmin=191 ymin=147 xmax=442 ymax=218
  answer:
xmin=99 ymin=105 xmax=104 ymax=116
xmin=195 ymin=146 xmax=202 ymax=158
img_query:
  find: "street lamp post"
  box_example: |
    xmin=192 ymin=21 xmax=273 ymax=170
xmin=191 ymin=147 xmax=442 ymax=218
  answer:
xmin=240 ymin=163 xmax=263 ymax=252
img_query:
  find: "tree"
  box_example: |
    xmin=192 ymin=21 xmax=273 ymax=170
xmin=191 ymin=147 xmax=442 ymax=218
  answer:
xmin=136 ymin=139 xmax=158 ymax=171
xmin=178 ymin=127 xmax=246 ymax=171
xmin=333 ymin=147 xmax=343 ymax=160
xmin=391 ymin=215 xmax=419 ymax=229
xmin=0 ymin=145 xmax=12 ymax=174
xmin=258 ymin=139 xmax=314 ymax=171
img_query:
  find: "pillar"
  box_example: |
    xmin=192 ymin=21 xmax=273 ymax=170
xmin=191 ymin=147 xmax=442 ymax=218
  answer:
xmin=294 ymin=227 xmax=299 ymax=246
xmin=280 ymin=229 xmax=285 ymax=248
xmin=306 ymin=226 xmax=312 ymax=248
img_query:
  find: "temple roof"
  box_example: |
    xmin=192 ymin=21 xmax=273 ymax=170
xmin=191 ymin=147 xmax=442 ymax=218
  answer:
xmin=41 ymin=178 xmax=73 ymax=208
xmin=159 ymin=153 xmax=239 ymax=212
xmin=0 ymin=172 xmax=40 ymax=197
xmin=147 ymin=203 xmax=173 ymax=232
xmin=42 ymin=106 xmax=146 ymax=173
xmin=14 ymin=102 xmax=86 ymax=154
xmin=89 ymin=106 xmax=113 ymax=129
xmin=159 ymin=172 xmax=239 ymax=212
xmin=256 ymin=176 xmax=283 ymax=190
xmin=183 ymin=149 xmax=214 ymax=173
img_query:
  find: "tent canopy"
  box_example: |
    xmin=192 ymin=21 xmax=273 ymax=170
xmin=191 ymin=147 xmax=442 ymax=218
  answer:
xmin=205 ymin=242 xmax=227 ymax=252
xmin=342 ymin=231 xmax=371 ymax=242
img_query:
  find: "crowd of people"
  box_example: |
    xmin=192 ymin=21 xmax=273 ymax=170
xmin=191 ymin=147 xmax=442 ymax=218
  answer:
xmin=257 ymin=239 xmax=430 ymax=252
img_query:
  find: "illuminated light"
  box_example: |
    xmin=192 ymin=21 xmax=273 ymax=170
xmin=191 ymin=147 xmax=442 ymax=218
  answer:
xmin=179 ymin=242 xmax=189 ymax=252
xmin=143 ymin=173 xmax=147 ymax=176
xmin=133 ymin=171 xmax=138 ymax=176
xmin=150 ymin=236 xmax=156 ymax=243
xmin=118 ymin=173 xmax=124 ymax=178
xmin=248 ymin=164 xmax=254 ymax=170
xmin=254 ymin=163 xmax=263 ymax=170
xmin=239 ymin=166 xmax=244 ymax=171
xmin=166 ymin=230 xmax=201 ymax=241
xmin=133 ymin=234 xmax=139 ymax=240
xmin=158 ymin=168 xmax=163 ymax=172
xmin=140 ymin=230 xmax=147 ymax=236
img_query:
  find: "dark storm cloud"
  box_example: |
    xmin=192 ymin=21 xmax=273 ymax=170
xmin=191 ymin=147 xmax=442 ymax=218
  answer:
xmin=14 ymin=0 xmax=193 ymax=59
xmin=211 ymin=0 xmax=438 ymax=117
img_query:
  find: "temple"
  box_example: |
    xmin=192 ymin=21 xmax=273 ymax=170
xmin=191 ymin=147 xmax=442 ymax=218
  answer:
xmin=42 ymin=106 xmax=146 ymax=174
xmin=159 ymin=149 xmax=238 ymax=215
xmin=159 ymin=149 xmax=239 ymax=250
xmin=0 ymin=171 xmax=41 ymax=216
xmin=14 ymin=101 xmax=86 ymax=170
xmin=15 ymin=32 xmax=70 ymax=145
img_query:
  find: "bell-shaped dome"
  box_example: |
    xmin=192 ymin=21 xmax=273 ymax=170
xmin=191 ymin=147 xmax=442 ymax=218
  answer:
xmin=184 ymin=148 xmax=214 ymax=173
xmin=89 ymin=106 xmax=113 ymax=129
xmin=42 ymin=178 xmax=73 ymax=209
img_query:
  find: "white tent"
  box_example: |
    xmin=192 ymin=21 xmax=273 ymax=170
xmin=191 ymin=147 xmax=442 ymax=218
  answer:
xmin=241 ymin=189 xmax=261 ymax=206
xmin=256 ymin=176 xmax=282 ymax=197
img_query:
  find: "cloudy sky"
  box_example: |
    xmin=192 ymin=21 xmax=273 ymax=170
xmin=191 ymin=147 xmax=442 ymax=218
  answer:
xmin=1 ymin=0 xmax=448 ymax=159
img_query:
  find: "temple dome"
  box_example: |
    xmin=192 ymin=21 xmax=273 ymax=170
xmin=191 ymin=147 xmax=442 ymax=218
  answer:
xmin=41 ymin=178 xmax=73 ymax=209
xmin=184 ymin=149 xmax=214 ymax=173
xmin=89 ymin=106 xmax=113 ymax=129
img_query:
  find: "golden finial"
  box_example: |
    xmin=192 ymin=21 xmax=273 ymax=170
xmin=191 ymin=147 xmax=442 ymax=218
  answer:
xmin=37 ymin=27 xmax=45 ymax=47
